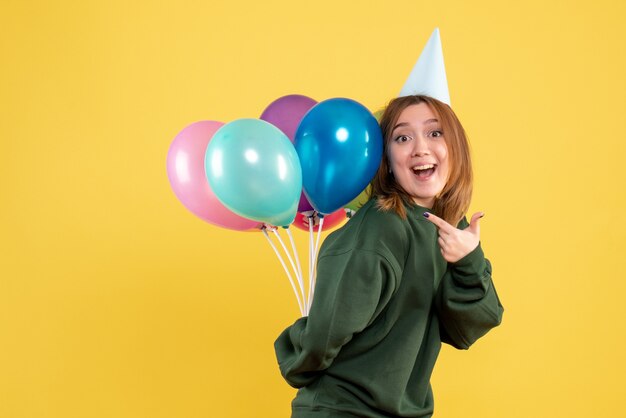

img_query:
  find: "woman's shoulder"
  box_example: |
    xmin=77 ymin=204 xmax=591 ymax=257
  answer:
xmin=322 ymin=199 xmax=411 ymax=257
xmin=355 ymin=198 xmax=408 ymax=230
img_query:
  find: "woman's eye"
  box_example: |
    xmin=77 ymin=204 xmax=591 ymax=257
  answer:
xmin=395 ymin=135 xmax=411 ymax=143
xmin=429 ymin=130 xmax=443 ymax=138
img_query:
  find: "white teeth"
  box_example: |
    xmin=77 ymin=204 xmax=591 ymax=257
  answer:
xmin=412 ymin=164 xmax=435 ymax=170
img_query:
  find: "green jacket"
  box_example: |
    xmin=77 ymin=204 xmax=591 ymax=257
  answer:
xmin=275 ymin=199 xmax=504 ymax=417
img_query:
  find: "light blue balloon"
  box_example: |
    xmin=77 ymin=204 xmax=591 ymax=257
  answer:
xmin=205 ymin=119 xmax=302 ymax=227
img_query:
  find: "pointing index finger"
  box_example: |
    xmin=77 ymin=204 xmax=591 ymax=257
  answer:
xmin=423 ymin=212 xmax=455 ymax=232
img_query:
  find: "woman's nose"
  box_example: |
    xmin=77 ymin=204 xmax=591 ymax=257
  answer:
xmin=411 ymin=135 xmax=430 ymax=156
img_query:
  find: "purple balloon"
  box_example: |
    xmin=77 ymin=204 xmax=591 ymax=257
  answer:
xmin=262 ymin=94 xmax=318 ymax=213
xmin=298 ymin=193 xmax=314 ymax=213
xmin=260 ymin=94 xmax=318 ymax=142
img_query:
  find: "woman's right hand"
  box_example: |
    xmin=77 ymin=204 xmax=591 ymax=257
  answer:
xmin=423 ymin=211 xmax=483 ymax=263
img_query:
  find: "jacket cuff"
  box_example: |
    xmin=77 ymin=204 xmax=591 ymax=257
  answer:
xmin=450 ymin=243 xmax=487 ymax=282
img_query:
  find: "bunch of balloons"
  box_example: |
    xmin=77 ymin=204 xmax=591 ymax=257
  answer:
xmin=166 ymin=94 xmax=383 ymax=232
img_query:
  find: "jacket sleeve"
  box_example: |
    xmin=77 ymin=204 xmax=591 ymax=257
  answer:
xmin=274 ymin=248 xmax=399 ymax=388
xmin=435 ymin=239 xmax=504 ymax=350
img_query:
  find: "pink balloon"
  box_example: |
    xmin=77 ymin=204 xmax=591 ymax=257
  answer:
xmin=166 ymin=121 xmax=261 ymax=231
xmin=291 ymin=209 xmax=347 ymax=232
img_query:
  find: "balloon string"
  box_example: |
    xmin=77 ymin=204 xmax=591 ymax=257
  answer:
xmin=262 ymin=228 xmax=304 ymax=316
xmin=285 ymin=227 xmax=305 ymax=309
xmin=272 ymin=228 xmax=306 ymax=310
xmin=308 ymin=216 xmax=325 ymax=312
xmin=307 ymin=215 xmax=315 ymax=315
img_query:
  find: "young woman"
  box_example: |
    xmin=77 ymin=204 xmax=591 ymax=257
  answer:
xmin=275 ymin=95 xmax=504 ymax=418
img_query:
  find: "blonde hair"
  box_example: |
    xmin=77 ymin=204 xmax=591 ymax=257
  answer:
xmin=370 ymin=95 xmax=473 ymax=225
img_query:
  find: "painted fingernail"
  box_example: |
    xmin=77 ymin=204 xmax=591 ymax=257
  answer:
xmin=423 ymin=212 xmax=430 ymax=218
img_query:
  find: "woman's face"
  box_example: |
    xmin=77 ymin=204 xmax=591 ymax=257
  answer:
xmin=387 ymin=103 xmax=450 ymax=209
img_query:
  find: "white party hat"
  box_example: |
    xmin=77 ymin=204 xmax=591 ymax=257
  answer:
xmin=399 ymin=28 xmax=451 ymax=105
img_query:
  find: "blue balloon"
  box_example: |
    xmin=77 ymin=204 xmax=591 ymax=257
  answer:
xmin=205 ymin=119 xmax=302 ymax=227
xmin=295 ymin=98 xmax=383 ymax=214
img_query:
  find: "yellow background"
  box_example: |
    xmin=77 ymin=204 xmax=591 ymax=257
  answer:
xmin=2 ymin=0 xmax=625 ymax=417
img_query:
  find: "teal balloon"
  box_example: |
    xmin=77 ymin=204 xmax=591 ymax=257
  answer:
xmin=205 ymin=119 xmax=302 ymax=227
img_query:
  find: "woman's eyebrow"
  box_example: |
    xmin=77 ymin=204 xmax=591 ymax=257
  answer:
xmin=392 ymin=118 xmax=439 ymax=132
xmin=392 ymin=122 xmax=410 ymax=131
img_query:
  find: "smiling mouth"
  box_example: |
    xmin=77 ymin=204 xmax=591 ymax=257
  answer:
xmin=412 ymin=164 xmax=437 ymax=179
